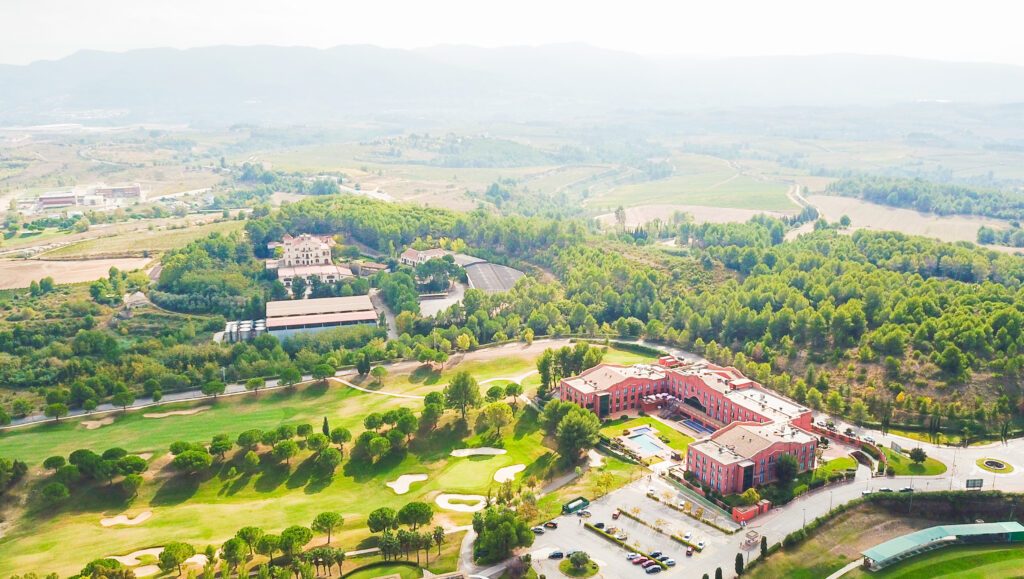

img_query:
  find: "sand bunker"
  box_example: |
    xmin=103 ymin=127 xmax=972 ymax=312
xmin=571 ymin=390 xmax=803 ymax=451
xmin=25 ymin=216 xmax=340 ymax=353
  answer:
xmin=450 ymin=447 xmax=507 ymax=457
xmin=134 ymin=565 xmax=159 ymax=577
xmin=137 ymin=452 xmax=153 ymax=460
xmin=386 ymin=474 xmax=429 ymax=495
xmin=110 ymin=547 xmax=163 ymax=566
xmin=82 ymin=416 xmax=115 ymax=430
xmin=143 ymin=407 xmax=209 ymax=419
xmin=435 ymin=493 xmax=488 ymax=513
xmin=493 ymin=464 xmax=526 ymax=483
xmin=587 ymin=449 xmax=605 ymax=468
xmin=101 ymin=511 xmax=153 ymax=527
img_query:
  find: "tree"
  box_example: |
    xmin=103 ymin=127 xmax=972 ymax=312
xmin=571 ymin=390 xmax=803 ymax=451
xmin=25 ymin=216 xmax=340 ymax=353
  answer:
xmin=45 ymin=403 xmax=68 ymax=422
xmin=776 ymin=454 xmax=799 ymax=483
xmin=122 ymin=474 xmax=143 ymax=497
xmin=237 ymin=429 xmax=264 ymax=449
xmin=715 ymin=568 xmax=723 ymax=579
xmin=221 ymin=537 xmax=246 ymax=571
xmin=41 ymin=481 xmax=70 ymax=505
xmin=421 ymin=403 xmax=444 ymax=431
xmin=307 ymin=433 xmax=329 ymax=455
xmin=477 ymin=402 xmax=513 ymax=435
xmin=330 ymin=427 xmax=352 ymax=449
xmin=555 ymin=407 xmax=601 ymax=461
xmin=485 ymin=385 xmax=504 ymax=403
xmin=43 ymin=456 xmax=66 ymax=471
xmin=313 ymin=512 xmax=343 ymax=544
xmin=356 ymin=354 xmax=371 ymax=376
xmin=432 ymin=526 xmax=446 ymax=555
xmin=159 ymin=542 xmax=195 ymax=575
xmin=504 ymin=382 xmax=524 ymax=404
xmin=444 ymin=371 xmax=481 ymax=420
xmin=201 ymin=380 xmax=226 ymax=399
xmin=760 ymin=536 xmax=768 ymax=559
xmin=735 ymin=552 xmax=744 ymax=576
xmin=312 ymin=363 xmax=335 ymax=384
xmin=369 ymin=436 xmax=391 ymax=461
xmin=245 ymin=377 xmax=265 ymax=397
xmin=909 ymin=447 xmax=928 ymax=464
xmin=849 ymin=399 xmax=868 ymax=426
xmin=173 ymin=450 xmax=213 ymax=473
xmin=243 ymin=450 xmax=260 ymax=471
xmin=396 ymin=413 xmax=419 ymax=441
xmin=472 ymin=506 xmax=534 ymax=563
xmin=280 ymin=525 xmax=313 ymax=559
xmin=456 ymin=334 xmax=472 ymax=352
xmin=569 ymin=551 xmax=591 ymax=571
xmin=209 ymin=434 xmax=234 ymax=459
xmin=112 ymin=390 xmax=135 ymax=413
xmin=274 ymin=440 xmax=299 ymax=466
xmin=279 ymin=367 xmax=302 ymax=389
xmin=739 ymin=488 xmax=761 ymax=506
xmin=236 ymin=526 xmax=265 ymax=557
xmin=322 ymin=416 xmax=330 ymax=437
xmin=364 ymin=413 xmax=383 ymax=432
xmin=368 ymin=507 xmax=398 ymax=533
xmin=371 ymin=366 xmax=388 ymax=385
xmin=256 ymin=534 xmax=281 ymax=564
xmin=825 ymin=390 xmax=844 ymax=416
xmin=398 ymin=501 xmax=434 ymax=530
xmin=317 ymin=447 xmax=343 ymax=473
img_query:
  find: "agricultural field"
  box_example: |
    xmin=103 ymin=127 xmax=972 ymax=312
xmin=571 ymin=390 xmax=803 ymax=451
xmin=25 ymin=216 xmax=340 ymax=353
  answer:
xmin=808 ymin=195 xmax=1013 ymax=245
xmin=586 ymin=154 xmax=796 ymax=212
xmin=39 ymin=219 xmax=245 ymax=259
xmin=0 ymin=343 xmax=652 ymax=576
xmin=0 ymin=257 xmax=153 ymax=289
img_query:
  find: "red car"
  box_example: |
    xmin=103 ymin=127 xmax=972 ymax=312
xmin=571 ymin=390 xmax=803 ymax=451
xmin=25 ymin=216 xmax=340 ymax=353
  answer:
xmin=641 ymin=560 xmax=660 ymax=568
xmin=632 ymin=557 xmax=649 ymax=566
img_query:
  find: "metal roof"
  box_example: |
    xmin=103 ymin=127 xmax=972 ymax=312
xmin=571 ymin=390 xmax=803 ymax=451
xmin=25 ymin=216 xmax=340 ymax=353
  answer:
xmin=265 ymin=310 xmax=378 ymax=329
xmin=265 ymin=295 xmax=374 ymax=319
xmin=863 ymin=522 xmax=1024 ymax=562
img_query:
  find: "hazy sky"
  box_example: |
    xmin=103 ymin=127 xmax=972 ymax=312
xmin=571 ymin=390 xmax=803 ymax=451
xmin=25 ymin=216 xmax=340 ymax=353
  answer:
xmin=3 ymin=0 xmax=1023 ymax=66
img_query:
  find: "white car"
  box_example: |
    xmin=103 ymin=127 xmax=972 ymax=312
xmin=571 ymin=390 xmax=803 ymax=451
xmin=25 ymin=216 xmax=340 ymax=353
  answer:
xmin=697 ymin=541 xmax=705 ymax=550
xmin=626 ymin=553 xmax=640 ymax=560
xmin=683 ymin=531 xmax=692 ymax=541
xmin=863 ymin=435 xmax=876 ymax=444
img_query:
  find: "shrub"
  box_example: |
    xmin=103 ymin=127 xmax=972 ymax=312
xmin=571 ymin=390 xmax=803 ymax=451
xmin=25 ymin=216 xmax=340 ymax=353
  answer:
xmin=793 ymin=484 xmax=809 ymax=497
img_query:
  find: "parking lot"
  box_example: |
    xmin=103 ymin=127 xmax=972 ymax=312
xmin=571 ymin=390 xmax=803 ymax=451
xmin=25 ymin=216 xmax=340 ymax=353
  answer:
xmin=528 ymin=477 xmax=736 ymax=577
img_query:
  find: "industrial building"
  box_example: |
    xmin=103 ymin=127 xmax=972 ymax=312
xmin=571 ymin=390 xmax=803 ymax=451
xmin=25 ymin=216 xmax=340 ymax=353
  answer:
xmin=264 ymin=295 xmax=379 ymax=339
xmin=862 ymin=522 xmax=1024 ymax=571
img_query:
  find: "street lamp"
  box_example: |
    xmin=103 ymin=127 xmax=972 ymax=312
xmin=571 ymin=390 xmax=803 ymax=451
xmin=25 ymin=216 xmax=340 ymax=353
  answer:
xmin=802 ymin=508 xmax=806 ymax=529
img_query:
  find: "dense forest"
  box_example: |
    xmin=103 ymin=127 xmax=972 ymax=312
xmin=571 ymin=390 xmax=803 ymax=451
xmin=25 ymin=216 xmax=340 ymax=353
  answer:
xmin=4 ymin=194 xmax=1024 ymax=441
xmin=827 ymin=176 xmax=1024 ymax=221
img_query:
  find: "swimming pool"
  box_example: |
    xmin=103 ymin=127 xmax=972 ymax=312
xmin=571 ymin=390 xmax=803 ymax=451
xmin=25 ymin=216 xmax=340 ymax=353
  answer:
xmin=628 ymin=433 xmax=665 ymax=454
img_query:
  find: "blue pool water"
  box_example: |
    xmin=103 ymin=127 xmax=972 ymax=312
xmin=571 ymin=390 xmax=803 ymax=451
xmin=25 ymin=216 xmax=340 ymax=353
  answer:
xmin=628 ymin=432 xmax=664 ymax=454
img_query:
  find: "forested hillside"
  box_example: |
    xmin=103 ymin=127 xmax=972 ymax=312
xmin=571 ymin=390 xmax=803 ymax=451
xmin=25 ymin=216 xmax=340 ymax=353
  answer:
xmin=3 ymin=195 xmax=1024 ymax=441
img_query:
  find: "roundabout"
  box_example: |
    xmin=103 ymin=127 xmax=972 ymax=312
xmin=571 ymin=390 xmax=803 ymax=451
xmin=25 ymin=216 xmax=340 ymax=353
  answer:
xmin=977 ymin=458 xmax=1014 ymax=474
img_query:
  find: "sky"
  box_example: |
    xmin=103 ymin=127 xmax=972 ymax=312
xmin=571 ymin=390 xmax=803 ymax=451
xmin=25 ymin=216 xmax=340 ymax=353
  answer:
xmin=2 ymin=0 xmax=1023 ymax=66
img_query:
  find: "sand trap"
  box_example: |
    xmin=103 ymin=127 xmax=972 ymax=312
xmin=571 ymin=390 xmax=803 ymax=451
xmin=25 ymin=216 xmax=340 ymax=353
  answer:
xmin=101 ymin=511 xmax=153 ymax=527
xmin=137 ymin=452 xmax=153 ymax=460
xmin=587 ymin=449 xmax=605 ymax=468
xmin=386 ymin=474 xmax=429 ymax=495
xmin=185 ymin=553 xmax=210 ymax=566
xmin=143 ymin=407 xmax=209 ymax=419
xmin=134 ymin=565 xmax=159 ymax=577
xmin=493 ymin=464 xmax=526 ymax=483
xmin=110 ymin=547 xmax=163 ymax=566
xmin=435 ymin=493 xmax=488 ymax=513
xmin=82 ymin=416 xmax=115 ymax=430
xmin=451 ymin=447 xmax=507 ymax=457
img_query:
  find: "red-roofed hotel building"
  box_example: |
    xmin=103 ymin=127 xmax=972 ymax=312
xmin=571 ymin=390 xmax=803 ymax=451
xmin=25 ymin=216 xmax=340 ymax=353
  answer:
xmin=558 ymin=360 xmax=817 ymax=494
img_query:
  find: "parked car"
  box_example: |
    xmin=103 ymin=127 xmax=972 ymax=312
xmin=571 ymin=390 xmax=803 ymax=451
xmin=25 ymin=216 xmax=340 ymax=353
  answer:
xmin=863 ymin=435 xmax=876 ymax=444
xmin=683 ymin=531 xmax=692 ymax=541
xmin=626 ymin=553 xmax=640 ymax=560
xmin=531 ymin=526 xmax=545 ymax=534
xmin=648 ymin=486 xmax=656 ymax=494
xmin=686 ymin=547 xmax=694 ymax=557
xmin=612 ymin=510 xmax=621 ymax=519
xmin=565 ymin=550 xmax=580 ymax=557
xmin=862 ymin=489 xmax=874 ymax=496
xmin=845 ymin=427 xmax=855 ymax=436
xmin=664 ymin=558 xmax=676 ymax=566
xmin=544 ymin=521 xmax=558 ymax=529
xmin=594 ymin=522 xmax=605 ymax=529
xmin=632 ymin=557 xmax=649 ymax=566
xmin=657 ymin=555 xmax=671 ymax=562
xmin=697 ymin=541 xmax=705 ymax=550
xmin=645 ymin=565 xmax=663 ymax=574
xmin=616 ymin=533 xmax=628 ymax=541
xmin=900 ymin=486 xmax=915 ymax=493
xmin=578 ymin=509 xmax=592 ymax=518
xmin=650 ymin=551 xmax=663 ymax=558
xmin=878 ymin=487 xmax=894 ymax=493
xmin=641 ymin=560 xmax=659 ymax=568
xmin=548 ymin=551 xmax=564 ymax=559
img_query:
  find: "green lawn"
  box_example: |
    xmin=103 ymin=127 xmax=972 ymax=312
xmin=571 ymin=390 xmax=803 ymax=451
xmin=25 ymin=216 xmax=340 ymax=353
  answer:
xmin=344 ymin=562 xmax=422 ymax=579
xmin=881 ymin=448 xmax=947 ymax=476
xmin=599 ymin=416 xmax=694 ymax=453
xmin=814 ymin=456 xmax=858 ymax=479
xmin=866 ymin=544 xmax=1024 ymax=579
xmin=559 ymin=559 xmax=599 ymax=577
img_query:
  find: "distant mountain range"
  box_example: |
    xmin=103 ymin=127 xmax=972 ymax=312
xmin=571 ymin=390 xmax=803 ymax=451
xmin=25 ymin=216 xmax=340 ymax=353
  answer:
xmin=2 ymin=44 xmax=1024 ymax=126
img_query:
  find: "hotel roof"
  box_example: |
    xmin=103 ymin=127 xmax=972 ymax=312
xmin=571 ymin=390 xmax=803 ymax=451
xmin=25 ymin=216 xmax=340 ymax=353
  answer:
xmin=690 ymin=421 xmax=816 ymax=465
xmin=266 ymin=295 xmax=375 ymax=319
xmin=563 ymin=364 xmax=667 ymax=394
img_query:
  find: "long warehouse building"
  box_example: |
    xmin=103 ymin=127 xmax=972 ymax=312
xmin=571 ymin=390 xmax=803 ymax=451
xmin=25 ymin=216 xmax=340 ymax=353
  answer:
xmin=265 ymin=295 xmax=379 ymax=338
